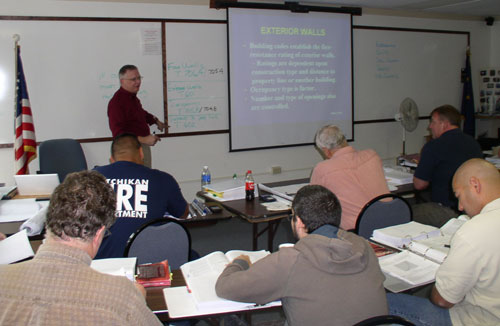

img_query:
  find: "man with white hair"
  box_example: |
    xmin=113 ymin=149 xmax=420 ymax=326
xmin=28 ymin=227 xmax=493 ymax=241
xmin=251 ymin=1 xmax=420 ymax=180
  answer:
xmin=310 ymin=125 xmax=390 ymax=230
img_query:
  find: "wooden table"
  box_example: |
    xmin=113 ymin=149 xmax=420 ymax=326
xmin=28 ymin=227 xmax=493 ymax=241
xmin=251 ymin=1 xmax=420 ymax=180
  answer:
xmin=198 ymin=179 xmax=306 ymax=252
xmin=145 ymin=270 xmax=185 ymax=322
xmin=200 ymin=177 xmax=416 ymax=252
xmin=147 ymin=270 xmax=282 ymax=323
xmin=0 ymin=199 xmax=233 ymax=237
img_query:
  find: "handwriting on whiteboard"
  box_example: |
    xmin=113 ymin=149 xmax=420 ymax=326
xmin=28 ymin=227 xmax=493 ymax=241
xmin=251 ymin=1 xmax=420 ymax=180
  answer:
xmin=375 ymin=41 xmax=400 ymax=79
xmin=167 ymin=62 xmax=226 ymax=131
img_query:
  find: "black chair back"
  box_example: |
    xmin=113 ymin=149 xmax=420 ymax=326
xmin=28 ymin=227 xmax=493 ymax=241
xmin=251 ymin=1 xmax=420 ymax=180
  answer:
xmin=124 ymin=218 xmax=191 ymax=269
xmin=353 ymin=315 xmax=416 ymax=326
xmin=355 ymin=193 xmax=412 ymax=239
xmin=39 ymin=138 xmax=87 ymax=182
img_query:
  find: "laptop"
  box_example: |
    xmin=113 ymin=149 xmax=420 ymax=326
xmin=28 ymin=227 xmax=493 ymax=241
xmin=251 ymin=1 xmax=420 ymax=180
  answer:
xmin=14 ymin=174 xmax=60 ymax=196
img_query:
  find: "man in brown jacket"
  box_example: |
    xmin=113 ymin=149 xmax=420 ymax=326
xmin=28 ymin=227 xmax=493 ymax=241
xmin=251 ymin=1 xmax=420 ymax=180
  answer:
xmin=0 ymin=171 xmax=162 ymax=326
xmin=216 ymin=185 xmax=388 ymax=326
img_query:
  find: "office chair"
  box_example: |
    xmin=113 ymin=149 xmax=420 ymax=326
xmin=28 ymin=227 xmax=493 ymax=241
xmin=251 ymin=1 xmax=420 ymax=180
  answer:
xmin=353 ymin=315 xmax=415 ymax=326
xmin=38 ymin=138 xmax=88 ymax=182
xmin=124 ymin=218 xmax=191 ymax=269
xmin=355 ymin=193 xmax=412 ymax=240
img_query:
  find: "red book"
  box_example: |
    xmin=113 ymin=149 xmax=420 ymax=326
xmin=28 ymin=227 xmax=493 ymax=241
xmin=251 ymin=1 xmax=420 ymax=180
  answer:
xmin=369 ymin=242 xmax=396 ymax=258
xmin=136 ymin=260 xmax=172 ymax=287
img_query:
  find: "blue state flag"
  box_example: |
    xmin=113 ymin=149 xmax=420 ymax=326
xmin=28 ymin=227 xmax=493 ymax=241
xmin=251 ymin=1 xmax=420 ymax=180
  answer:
xmin=461 ymin=50 xmax=475 ymax=137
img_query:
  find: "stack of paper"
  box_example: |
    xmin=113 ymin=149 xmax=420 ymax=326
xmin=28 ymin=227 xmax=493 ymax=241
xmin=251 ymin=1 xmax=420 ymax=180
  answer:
xmin=372 ymin=221 xmax=441 ymax=248
xmin=0 ymin=186 xmax=17 ymax=199
xmin=0 ymin=198 xmax=44 ymax=223
xmin=20 ymin=202 xmax=49 ymax=236
xmin=405 ymin=217 xmax=468 ymax=263
xmin=258 ymin=183 xmax=308 ymax=201
xmin=383 ymin=167 xmax=413 ymax=185
xmin=203 ymin=179 xmax=246 ymax=202
xmin=91 ymin=257 xmax=137 ymax=282
xmin=164 ymin=286 xmax=281 ymax=318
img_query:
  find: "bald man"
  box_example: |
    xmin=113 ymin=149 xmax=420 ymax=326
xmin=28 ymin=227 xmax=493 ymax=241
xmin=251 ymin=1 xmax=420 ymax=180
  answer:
xmin=94 ymin=133 xmax=188 ymax=259
xmin=387 ymin=158 xmax=500 ymax=325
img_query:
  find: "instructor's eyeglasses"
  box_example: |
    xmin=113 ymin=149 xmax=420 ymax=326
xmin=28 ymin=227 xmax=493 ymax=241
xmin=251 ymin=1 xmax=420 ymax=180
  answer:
xmin=122 ymin=76 xmax=143 ymax=82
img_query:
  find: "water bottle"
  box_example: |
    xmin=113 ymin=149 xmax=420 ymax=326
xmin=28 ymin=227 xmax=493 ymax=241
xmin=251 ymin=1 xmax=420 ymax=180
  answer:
xmin=201 ymin=166 xmax=211 ymax=189
xmin=245 ymin=170 xmax=255 ymax=201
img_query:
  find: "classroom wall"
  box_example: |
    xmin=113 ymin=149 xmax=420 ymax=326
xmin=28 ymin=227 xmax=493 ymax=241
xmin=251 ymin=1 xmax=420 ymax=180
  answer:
xmin=0 ymin=0 xmax=495 ymax=201
xmin=474 ymin=21 xmax=500 ymax=139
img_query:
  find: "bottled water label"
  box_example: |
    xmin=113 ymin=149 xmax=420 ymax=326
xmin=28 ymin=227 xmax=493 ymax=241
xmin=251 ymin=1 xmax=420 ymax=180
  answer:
xmin=202 ymin=174 xmax=211 ymax=184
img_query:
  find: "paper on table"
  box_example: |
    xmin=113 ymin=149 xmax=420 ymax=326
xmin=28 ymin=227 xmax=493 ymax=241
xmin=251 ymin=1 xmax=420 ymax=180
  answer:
xmin=0 ymin=229 xmax=35 ymax=264
xmin=372 ymin=221 xmax=441 ymax=248
xmin=0 ymin=186 xmax=17 ymax=199
xmin=180 ymin=250 xmax=270 ymax=311
xmin=383 ymin=167 xmax=413 ymax=185
xmin=441 ymin=215 xmax=468 ymax=236
xmin=486 ymin=156 xmax=500 ymax=168
xmin=404 ymin=216 xmax=468 ymax=263
xmin=261 ymin=196 xmax=291 ymax=211
xmin=90 ymin=257 xmax=137 ymax=282
xmin=20 ymin=202 xmax=49 ymax=236
xmin=0 ymin=198 xmax=42 ymax=222
xmin=164 ymin=286 xmax=281 ymax=318
xmin=259 ymin=183 xmax=308 ymax=201
xmin=379 ymin=251 xmax=439 ymax=286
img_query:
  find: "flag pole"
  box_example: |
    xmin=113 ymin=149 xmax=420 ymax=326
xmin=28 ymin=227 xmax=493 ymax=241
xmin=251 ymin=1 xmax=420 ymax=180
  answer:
xmin=13 ymin=34 xmax=20 ymax=136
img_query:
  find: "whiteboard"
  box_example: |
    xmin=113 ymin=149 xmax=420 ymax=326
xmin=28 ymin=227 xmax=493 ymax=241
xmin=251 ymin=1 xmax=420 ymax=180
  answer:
xmin=353 ymin=27 xmax=468 ymax=121
xmin=0 ymin=20 xmax=163 ymax=143
xmin=0 ymin=18 xmax=468 ymax=144
xmin=165 ymin=22 xmax=228 ymax=134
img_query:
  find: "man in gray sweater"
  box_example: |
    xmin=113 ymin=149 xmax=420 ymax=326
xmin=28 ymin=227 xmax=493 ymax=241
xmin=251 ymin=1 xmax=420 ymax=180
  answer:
xmin=215 ymin=185 xmax=387 ymax=326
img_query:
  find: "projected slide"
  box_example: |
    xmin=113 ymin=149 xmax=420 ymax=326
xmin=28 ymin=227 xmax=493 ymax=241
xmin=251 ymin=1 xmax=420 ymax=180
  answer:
xmin=228 ymin=8 xmax=353 ymax=151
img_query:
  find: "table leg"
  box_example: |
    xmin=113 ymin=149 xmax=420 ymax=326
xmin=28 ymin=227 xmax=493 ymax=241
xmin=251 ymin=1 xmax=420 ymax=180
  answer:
xmin=267 ymin=219 xmax=281 ymax=252
xmin=252 ymin=219 xmax=282 ymax=252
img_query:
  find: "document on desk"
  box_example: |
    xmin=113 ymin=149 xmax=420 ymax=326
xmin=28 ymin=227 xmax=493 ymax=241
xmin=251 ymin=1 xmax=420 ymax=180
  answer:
xmin=486 ymin=156 xmax=500 ymax=169
xmin=90 ymin=257 xmax=137 ymax=282
xmin=0 ymin=229 xmax=34 ymax=264
xmin=372 ymin=217 xmax=468 ymax=264
xmin=0 ymin=186 xmax=17 ymax=199
xmin=164 ymin=286 xmax=281 ymax=318
xmin=202 ymin=179 xmax=246 ymax=202
xmin=179 ymin=250 xmax=272 ymax=312
xmin=371 ymin=221 xmax=441 ymax=249
xmin=379 ymin=251 xmax=439 ymax=287
xmin=0 ymin=198 xmax=43 ymax=222
xmin=261 ymin=196 xmax=291 ymax=211
xmin=259 ymin=183 xmax=308 ymax=201
xmin=383 ymin=167 xmax=413 ymax=186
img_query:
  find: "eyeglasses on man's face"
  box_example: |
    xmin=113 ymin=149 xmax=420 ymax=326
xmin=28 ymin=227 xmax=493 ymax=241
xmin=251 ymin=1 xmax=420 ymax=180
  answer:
xmin=121 ymin=76 xmax=143 ymax=82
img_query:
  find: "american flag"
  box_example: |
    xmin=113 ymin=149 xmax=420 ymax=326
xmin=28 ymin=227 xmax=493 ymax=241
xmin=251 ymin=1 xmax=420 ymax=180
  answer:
xmin=14 ymin=46 xmax=36 ymax=175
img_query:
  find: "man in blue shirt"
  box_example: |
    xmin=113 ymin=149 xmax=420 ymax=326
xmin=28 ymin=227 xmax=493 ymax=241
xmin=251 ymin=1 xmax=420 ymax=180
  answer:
xmin=413 ymin=105 xmax=482 ymax=227
xmin=94 ymin=133 xmax=188 ymax=258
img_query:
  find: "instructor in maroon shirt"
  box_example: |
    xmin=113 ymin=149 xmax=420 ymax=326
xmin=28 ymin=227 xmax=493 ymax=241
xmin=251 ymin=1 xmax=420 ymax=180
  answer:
xmin=107 ymin=64 xmax=165 ymax=167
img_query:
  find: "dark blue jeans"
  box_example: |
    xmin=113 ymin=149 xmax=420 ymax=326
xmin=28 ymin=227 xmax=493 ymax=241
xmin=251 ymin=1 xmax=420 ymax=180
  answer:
xmin=386 ymin=293 xmax=452 ymax=326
